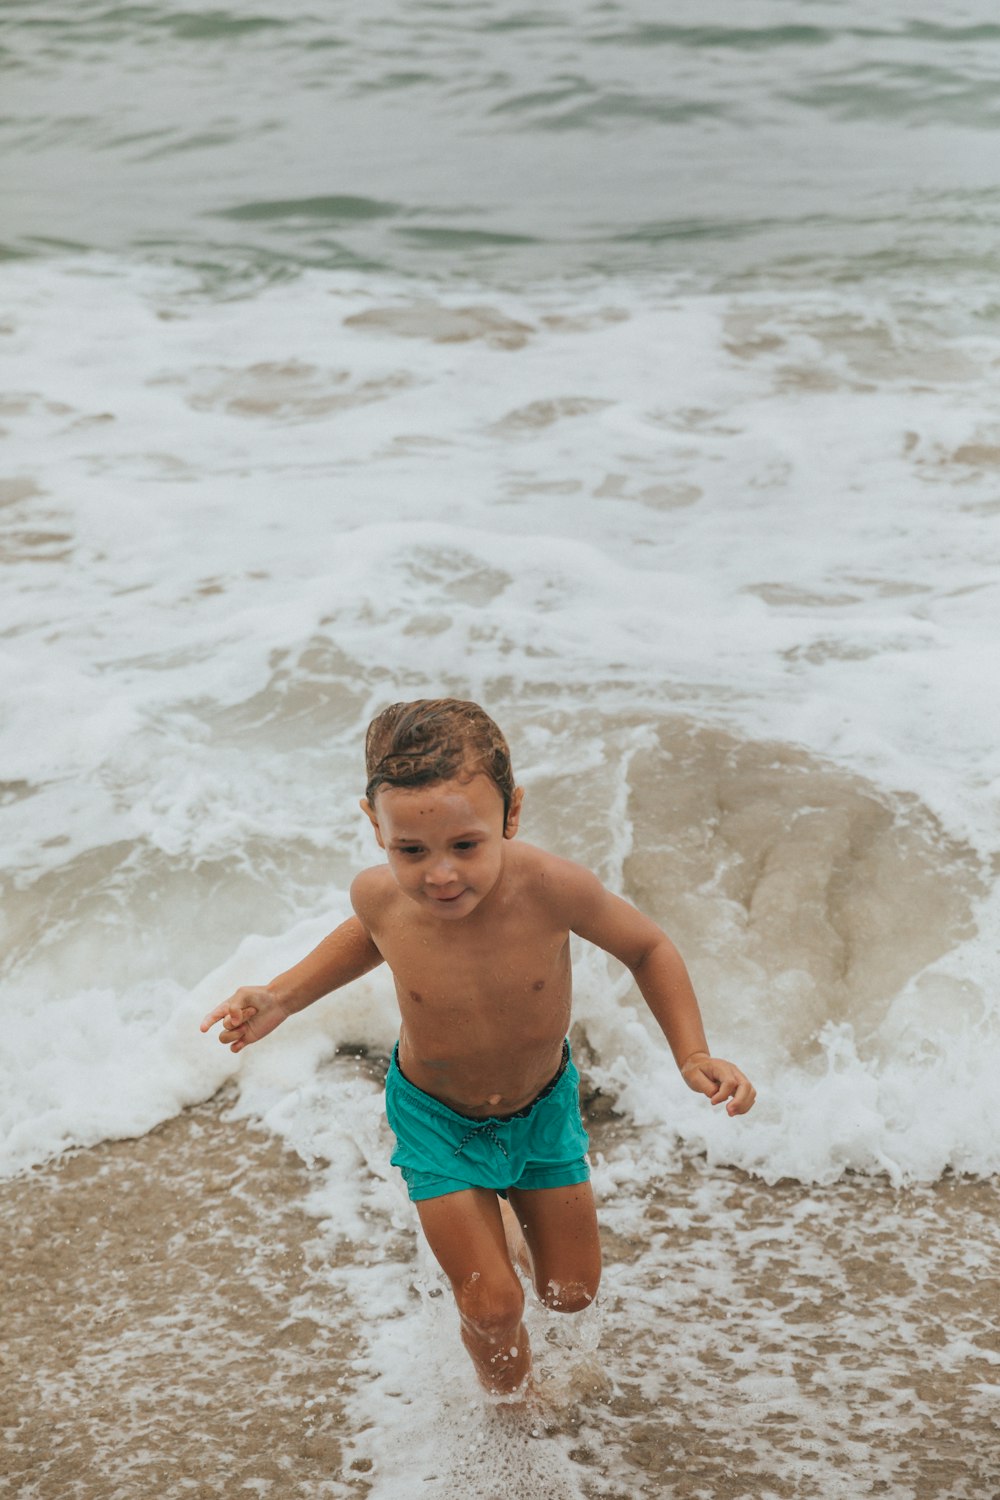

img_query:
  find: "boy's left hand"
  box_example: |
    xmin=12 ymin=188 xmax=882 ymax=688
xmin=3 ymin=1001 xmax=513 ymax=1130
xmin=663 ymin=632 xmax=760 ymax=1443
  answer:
xmin=681 ymin=1054 xmax=756 ymax=1116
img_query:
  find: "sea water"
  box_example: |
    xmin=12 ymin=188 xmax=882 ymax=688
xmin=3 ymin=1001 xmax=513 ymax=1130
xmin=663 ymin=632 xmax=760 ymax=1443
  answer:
xmin=2 ymin=2 xmax=999 ymax=1495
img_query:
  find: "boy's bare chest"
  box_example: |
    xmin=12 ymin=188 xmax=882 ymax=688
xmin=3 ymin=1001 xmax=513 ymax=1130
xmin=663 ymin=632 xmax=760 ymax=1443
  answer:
xmin=373 ymin=906 xmax=570 ymax=1017
xmin=367 ymin=886 xmax=574 ymax=1101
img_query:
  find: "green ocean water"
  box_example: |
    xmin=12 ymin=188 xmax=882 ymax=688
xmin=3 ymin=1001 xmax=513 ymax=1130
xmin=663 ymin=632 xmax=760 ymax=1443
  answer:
xmin=3 ymin=0 xmax=999 ymax=290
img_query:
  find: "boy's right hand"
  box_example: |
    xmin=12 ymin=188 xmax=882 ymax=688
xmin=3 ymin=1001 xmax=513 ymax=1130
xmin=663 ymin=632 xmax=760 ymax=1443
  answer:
xmin=199 ymin=987 xmax=288 ymax=1053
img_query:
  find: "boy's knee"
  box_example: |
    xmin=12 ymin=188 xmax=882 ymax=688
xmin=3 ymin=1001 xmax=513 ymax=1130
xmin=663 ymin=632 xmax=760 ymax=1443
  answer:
xmin=454 ymin=1269 xmax=524 ymax=1337
xmin=540 ymin=1275 xmax=599 ymax=1314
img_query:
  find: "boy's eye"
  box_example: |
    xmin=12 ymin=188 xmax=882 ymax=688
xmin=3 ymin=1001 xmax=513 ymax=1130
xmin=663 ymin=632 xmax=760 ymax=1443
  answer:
xmin=398 ymin=846 xmax=424 ymax=857
xmin=454 ymin=841 xmax=478 ymax=851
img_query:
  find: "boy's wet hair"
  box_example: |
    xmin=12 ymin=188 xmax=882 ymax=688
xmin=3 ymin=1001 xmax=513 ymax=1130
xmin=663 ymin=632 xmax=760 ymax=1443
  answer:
xmin=364 ymin=699 xmax=515 ymax=824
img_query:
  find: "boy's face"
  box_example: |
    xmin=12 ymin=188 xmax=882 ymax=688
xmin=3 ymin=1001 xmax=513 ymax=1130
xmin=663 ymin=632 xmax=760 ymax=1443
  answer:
xmin=361 ymin=773 xmax=522 ymax=921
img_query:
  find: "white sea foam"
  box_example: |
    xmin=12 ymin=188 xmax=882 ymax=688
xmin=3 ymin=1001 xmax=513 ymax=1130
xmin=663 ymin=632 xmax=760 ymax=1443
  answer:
xmin=1 ymin=257 xmax=998 ymax=1186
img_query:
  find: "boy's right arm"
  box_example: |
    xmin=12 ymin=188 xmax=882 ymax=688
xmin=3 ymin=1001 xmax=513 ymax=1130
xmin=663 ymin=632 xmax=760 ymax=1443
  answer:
xmin=199 ymin=915 xmax=384 ymax=1053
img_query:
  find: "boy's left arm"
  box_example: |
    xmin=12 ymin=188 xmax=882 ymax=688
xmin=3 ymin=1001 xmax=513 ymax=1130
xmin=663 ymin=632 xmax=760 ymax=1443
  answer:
xmin=559 ymin=862 xmax=755 ymax=1116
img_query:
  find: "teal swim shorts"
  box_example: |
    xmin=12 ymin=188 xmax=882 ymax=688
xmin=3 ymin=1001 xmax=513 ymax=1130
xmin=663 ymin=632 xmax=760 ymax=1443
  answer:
xmin=385 ymin=1038 xmax=591 ymax=1203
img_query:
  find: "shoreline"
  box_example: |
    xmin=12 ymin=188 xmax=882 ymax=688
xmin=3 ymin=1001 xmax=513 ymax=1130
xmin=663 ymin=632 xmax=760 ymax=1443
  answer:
xmin=4 ymin=1080 xmax=998 ymax=1499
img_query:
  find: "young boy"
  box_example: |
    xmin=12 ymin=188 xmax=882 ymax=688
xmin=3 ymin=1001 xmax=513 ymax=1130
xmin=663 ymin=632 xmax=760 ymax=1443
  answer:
xmin=201 ymin=699 xmax=755 ymax=1396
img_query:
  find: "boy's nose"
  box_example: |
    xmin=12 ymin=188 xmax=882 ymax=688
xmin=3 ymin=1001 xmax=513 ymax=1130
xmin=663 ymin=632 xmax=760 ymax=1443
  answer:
xmin=425 ymin=859 xmax=457 ymax=886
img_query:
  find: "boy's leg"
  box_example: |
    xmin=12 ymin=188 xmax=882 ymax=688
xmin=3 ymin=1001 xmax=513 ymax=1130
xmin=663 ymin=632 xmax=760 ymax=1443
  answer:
xmin=415 ymin=1187 xmax=531 ymax=1395
xmin=505 ymin=1180 xmax=601 ymax=1313
xmin=499 ymin=1196 xmax=533 ymax=1278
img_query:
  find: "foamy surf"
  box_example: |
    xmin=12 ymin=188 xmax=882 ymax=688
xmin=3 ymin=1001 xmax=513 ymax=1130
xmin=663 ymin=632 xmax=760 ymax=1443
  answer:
xmin=2 ymin=257 xmax=998 ymax=1189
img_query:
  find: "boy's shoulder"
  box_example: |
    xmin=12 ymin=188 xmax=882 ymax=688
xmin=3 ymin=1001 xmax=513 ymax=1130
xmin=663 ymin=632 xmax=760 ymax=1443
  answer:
xmin=350 ymin=863 xmax=398 ymax=921
xmin=509 ymin=841 xmax=608 ymax=913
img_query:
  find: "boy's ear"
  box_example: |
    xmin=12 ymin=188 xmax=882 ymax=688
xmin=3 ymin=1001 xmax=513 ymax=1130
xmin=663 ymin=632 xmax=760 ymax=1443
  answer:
xmin=503 ymin=785 xmax=524 ymax=840
xmin=360 ymin=797 xmax=386 ymax=849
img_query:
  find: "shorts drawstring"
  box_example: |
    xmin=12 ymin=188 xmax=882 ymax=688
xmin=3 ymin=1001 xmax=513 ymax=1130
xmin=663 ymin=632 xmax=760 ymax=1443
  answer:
xmin=454 ymin=1121 xmax=509 ymax=1158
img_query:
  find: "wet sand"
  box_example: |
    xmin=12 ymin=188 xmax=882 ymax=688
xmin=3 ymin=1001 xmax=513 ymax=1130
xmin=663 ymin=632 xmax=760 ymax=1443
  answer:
xmin=2 ymin=1090 xmax=359 ymax=1500
xmin=3 ymin=1079 xmax=998 ymax=1500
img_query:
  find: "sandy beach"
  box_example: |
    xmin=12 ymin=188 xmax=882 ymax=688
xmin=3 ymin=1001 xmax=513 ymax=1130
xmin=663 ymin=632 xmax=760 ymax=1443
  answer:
xmin=5 ymin=1054 xmax=997 ymax=1500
